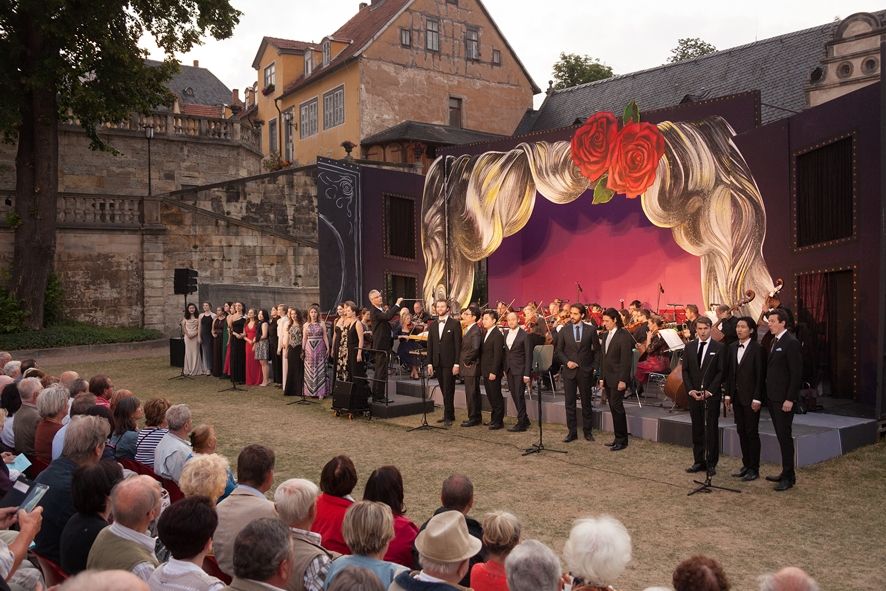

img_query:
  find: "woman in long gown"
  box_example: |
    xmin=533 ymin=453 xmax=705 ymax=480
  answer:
xmin=181 ymin=303 xmax=201 ymax=376
xmin=396 ymin=308 xmax=420 ymax=380
xmin=244 ymin=309 xmax=262 ymax=386
xmin=284 ymin=308 xmax=304 ymax=397
xmin=303 ymin=306 xmax=329 ymax=399
xmin=255 ymin=309 xmax=271 ymax=386
xmin=346 ymin=302 xmax=368 ymax=399
xmin=211 ymin=306 xmax=227 ymax=377
xmin=199 ymin=302 xmax=214 ymax=375
xmin=229 ymin=303 xmax=246 ymax=384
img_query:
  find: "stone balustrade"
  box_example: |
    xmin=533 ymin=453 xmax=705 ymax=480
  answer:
xmin=0 ymin=192 xmax=143 ymax=228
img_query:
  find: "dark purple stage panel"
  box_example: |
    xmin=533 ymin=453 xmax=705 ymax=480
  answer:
xmin=317 ymin=157 xmax=362 ymax=310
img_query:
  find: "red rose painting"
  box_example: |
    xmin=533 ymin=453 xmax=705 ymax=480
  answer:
xmin=607 ymin=121 xmax=666 ymax=198
xmin=570 ymin=112 xmax=617 ymax=182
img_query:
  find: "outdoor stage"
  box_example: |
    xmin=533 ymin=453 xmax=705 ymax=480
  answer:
xmin=378 ymin=376 xmax=879 ymax=468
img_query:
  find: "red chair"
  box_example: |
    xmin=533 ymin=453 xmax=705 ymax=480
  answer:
xmin=120 ymin=458 xmax=154 ymax=476
xmin=202 ymin=555 xmax=232 ymax=584
xmin=24 ymin=455 xmax=49 ymax=480
xmin=34 ymin=552 xmax=69 ymax=586
xmin=119 ymin=459 xmax=184 ymax=502
xmin=159 ymin=476 xmax=184 ymax=503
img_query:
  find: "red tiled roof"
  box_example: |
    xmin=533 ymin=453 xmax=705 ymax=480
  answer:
xmin=251 ymin=36 xmax=314 ymax=69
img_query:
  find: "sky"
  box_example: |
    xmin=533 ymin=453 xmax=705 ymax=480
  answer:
xmin=144 ymin=0 xmax=885 ymax=108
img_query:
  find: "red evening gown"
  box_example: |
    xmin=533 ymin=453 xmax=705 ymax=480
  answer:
xmin=244 ymin=322 xmax=262 ymax=385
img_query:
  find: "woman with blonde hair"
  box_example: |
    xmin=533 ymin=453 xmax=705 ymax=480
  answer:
xmin=178 ymin=453 xmax=231 ymax=506
xmin=470 ymin=511 xmax=522 ymax=591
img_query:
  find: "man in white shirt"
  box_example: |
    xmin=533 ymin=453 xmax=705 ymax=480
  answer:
xmin=150 ymin=496 xmax=224 ymax=590
xmin=426 ymin=300 xmax=462 ymax=427
xmin=153 ymin=404 xmax=193 ymax=482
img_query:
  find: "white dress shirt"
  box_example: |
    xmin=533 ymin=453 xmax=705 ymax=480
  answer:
xmin=506 ymin=327 xmax=521 ymax=349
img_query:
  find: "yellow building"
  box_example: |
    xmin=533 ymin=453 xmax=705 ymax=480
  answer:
xmin=249 ymin=0 xmax=539 ymax=166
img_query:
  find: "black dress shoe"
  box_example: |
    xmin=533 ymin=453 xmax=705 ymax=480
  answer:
xmin=742 ymin=469 xmax=759 ymax=482
xmin=488 ymin=423 xmax=504 ymax=430
xmin=583 ymin=432 xmax=595 ymax=441
xmin=609 ymin=443 xmax=627 ymax=451
xmin=435 ymin=418 xmax=447 ymax=424
xmin=442 ymin=420 xmax=452 ymax=427
xmin=604 ymin=441 xmax=616 ymax=447
xmin=774 ymin=478 xmax=794 ymax=491
xmin=686 ymin=463 xmax=707 ymax=473
xmin=563 ymin=433 xmax=578 ymax=443
xmin=460 ymin=419 xmax=481 ymax=427
xmin=765 ymin=473 xmax=784 ymax=482
xmin=507 ymin=423 xmax=528 ymax=432
xmin=732 ymin=467 xmax=749 ymax=478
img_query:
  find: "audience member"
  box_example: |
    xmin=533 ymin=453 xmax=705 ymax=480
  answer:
xmin=312 ymin=455 xmax=358 ymax=555
xmin=19 ymin=359 xmax=37 ymax=376
xmin=326 ymin=566 xmax=384 ymax=591
xmin=179 ymin=454 xmax=230 ymax=505
xmin=391 ymin=511 xmax=481 ymax=591
xmin=135 ymin=398 xmax=170 ymax=468
xmin=59 ymin=370 xmax=80 ymax=392
xmin=89 ymin=375 xmax=114 ymax=408
xmin=2 ymin=362 xmax=20 ymax=380
xmin=0 ymin=354 xmax=10 ymax=370
xmin=505 ymin=539 xmax=561 ymax=591
xmin=190 ymin=423 xmax=236 ymax=499
xmin=214 ymin=444 xmax=278 ymax=577
xmin=563 ymin=515 xmax=632 ymax=591
xmin=673 ymin=555 xmax=730 ymax=591
xmin=470 ymin=511 xmax=521 ymax=591
xmin=52 ymin=393 xmax=97 ymax=461
xmin=86 ymin=475 xmax=162 ymax=580
xmin=227 ymin=518 xmax=293 ymax=591
xmin=12 ymin=377 xmax=42 ymax=455
xmin=86 ymin=405 xmax=116 ymax=459
xmin=0 ymin=382 xmax=19 ymax=452
xmin=68 ymin=378 xmax=89 ymax=398
xmin=325 ymin=500 xmax=406 ymax=589
xmin=109 ymin=396 xmax=142 ymax=460
xmin=110 ymin=388 xmax=135 ymax=414
xmin=0 ymin=504 xmax=44 ymax=589
xmin=362 ymin=465 xmax=417 ymax=568
xmin=59 ymin=569 xmax=150 ymax=591
xmin=60 ymin=460 xmax=124 ymax=575
xmin=149 ymin=496 xmax=224 ymax=591
xmin=34 ymin=383 xmax=69 ymax=463
xmin=153 ymin=404 xmax=193 ymax=482
xmin=759 ymin=567 xmax=819 ymax=591
xmin=34 ymin=415 xmax=110 ymax=563
xmin=274 ymin=477 xmax=333 ymax=591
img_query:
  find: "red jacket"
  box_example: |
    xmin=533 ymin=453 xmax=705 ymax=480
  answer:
xmin=384 ymin=514 xmax=419 ymax=568
xmin=311 ymin=493 xmax=353 ymax=555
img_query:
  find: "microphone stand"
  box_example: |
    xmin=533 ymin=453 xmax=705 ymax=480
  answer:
xmin=408 ymin=348 xmax=446 ymax=432
xmin=523 ymin=346 xmax=566 ymax=456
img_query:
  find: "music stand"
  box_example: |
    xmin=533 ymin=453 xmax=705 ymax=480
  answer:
xmin=408 ymin=349 xmax=446 ymax=432
xmin=523 ymin=345 xmax=566 ymax=456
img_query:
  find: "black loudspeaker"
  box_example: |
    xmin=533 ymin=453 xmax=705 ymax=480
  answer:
xmin=173 ymin=268 xmax=199 ymax=295
xmin=169 ymin=338 xmax=185 ymax=367
xmin=332 ymin=381 xmax=370 ymax=412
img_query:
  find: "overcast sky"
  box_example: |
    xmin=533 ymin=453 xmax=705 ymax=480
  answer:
xmin=144 ymin=0 xmax=884 ymax=107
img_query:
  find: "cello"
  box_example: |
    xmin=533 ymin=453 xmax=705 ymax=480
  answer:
xmin=710 ymin=290 xmax=756 ymax=342
xmin=758 ymin=278 xmax=785 ymax=349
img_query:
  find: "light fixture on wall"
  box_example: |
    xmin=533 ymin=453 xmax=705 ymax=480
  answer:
xmin=143 ymin=125 xmax=155 ymax=197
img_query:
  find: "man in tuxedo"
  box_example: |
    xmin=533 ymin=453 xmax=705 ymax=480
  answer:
xmin=764 ymin=308 xmax=802 ymax=491
xmin=459 ymin=306 xmax=483 ymax=427
xmin=368 ymin=290 xmax=403 ymax=402
xmin=682 ymin=316 xmax=725 ymax=475
xmin=504 ymin=312 xmax=532 ymax=432
xmin=597 ymin=308 xmax=633 ymax=451
xmin=480 ymin=310 xmax=505 ymax=430
xmin=715 ymin=304 xmax=739 ymax=345
xmin=555 ymin=303 xmax=600 ymax=443
xmin=426 ymin=299 xmax=462 ymax=427
xmin=724 ymin=316 xmax=764 ymax=481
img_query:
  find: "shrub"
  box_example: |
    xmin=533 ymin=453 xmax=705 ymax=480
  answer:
xmin=0 ymin=321 xmax=162 ymax=350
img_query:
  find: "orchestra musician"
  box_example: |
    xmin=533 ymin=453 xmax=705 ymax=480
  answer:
xmin=426 ymin=299 xmax=462 ymax=427
xmin=723 ymin=316 xmax=764 ymax=482
xmin=715 ymin=304 xmax=739 ymax=345
xmin=598 ymin=308 xmax=634 ymax=451
xmin=412 ymin=300 xmax=431 ymax=327
xmin=368 ymin=290 xmax=403 ymax=402
xmin=629 ymin=308 xmax=651 ymax=342
xmin=763 ymin=309 xmax=802 ymax=492
xmin=504 ymin=311 xmax=533 ymax=432
xmin=555 ymin=303 xmax=600 ymax=443
xmin=480 ymin=310 xmax=506 ymax=430
xmin=459 ymin=305 xmax=483 ymax=428
xmin=682 ymin=304 xmax=700 ymax=341
xmin=682 ymin=316 xmax=725 ymax=476
xmin=634 ymin=317 xmax=670 ymax=390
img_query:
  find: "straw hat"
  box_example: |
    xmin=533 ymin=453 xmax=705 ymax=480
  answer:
xmin=415 ymin=511 xmax=482 ymax=563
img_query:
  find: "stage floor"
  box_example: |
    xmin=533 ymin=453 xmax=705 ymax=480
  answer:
xmin=387 ymin=377 xmax=879 ymax=468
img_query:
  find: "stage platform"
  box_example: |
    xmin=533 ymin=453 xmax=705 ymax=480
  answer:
xmin=387 ymin=377 xmax=879 ymax=467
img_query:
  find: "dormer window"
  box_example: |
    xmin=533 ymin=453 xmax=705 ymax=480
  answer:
xmin=263 ymin=62 xmax=276 ymax=89
xmin=322 ymin=41 xmax=331 ymax=66
xmin=305 ymin=51 xmax=313 ymax=77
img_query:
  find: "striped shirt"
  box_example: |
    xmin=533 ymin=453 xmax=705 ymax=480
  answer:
xmin=135 ymin=427 xmax=168 ymax=468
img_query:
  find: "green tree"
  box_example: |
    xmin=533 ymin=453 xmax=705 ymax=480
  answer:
xmin=0 ymin=0 xmax=240 ymax=329
xmin=551 ymin=52 xmax=614 ymax=90
xmin=667 ymin=37 xmax=718 ymax=63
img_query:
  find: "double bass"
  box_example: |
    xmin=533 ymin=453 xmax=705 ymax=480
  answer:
xmin=758 ymin=278 xmax=785 ymax=350
xmin=710 ymin=290 xmax=756 ymax=342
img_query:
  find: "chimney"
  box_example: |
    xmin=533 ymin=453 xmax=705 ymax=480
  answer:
xmin=231 ymin=89 xmax=240 ymax=105
xmin=192 ymin=59 xmax=200 ymax=67
xmin=359 ymin=2 xmax=368 ymax=9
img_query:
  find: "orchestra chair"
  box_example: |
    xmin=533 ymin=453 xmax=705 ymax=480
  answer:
xmin=34 ymin=552 xmax=69 ymax=586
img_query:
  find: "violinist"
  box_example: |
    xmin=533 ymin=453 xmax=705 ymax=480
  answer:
xmin=715 ymin=304 xmax=739 ymax=345
xmin=682 ymin=304 xmax=700 ymax=341
xmin=496 ymin=301 xmax=511 ymax=328
xmin=412 ymin=300 xmax=431 ymax=328
xmin=629 ymin=309 xmax=651 ymax=342
xmin=523 ymin=304 xmax=550 ymax=347
xmin=635 ymin=317 xmax=670 ymax=391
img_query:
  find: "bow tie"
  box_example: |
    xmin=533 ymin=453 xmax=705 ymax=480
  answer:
xmin=738 ymin=344 xmax=744 ymax=349
xmin=439 ymin=319 xmax=446 ymax=324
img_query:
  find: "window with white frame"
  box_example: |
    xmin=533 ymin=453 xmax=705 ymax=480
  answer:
xmin=268 ymin=118 xmax=278 ymax=154
xmin=283 ymin=110 xmax=294 ymax=161
xmin=492 ymin=49 xmax=501 ymax=65
xmin=400 ymin=28 xmax=411 ymax=47
xmin=263 ymin=62 xmax=276 ymax=88
xmin=322 ymin=41 xmax=331 ymax=66
xmin=323 ymin=86 xmax=345 ymax=129
xmin=299 ymin=99 xmax=318 ymax=138
xmin=426 ymin=19 xmax=439 ymax=51
xmin=304 ymin=51 xmax=313 ymax=77
xmin=465 ymin=27 xmax=480 ymax=60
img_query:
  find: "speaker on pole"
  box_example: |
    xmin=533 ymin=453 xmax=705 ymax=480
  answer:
xmin=173 ymin=268 xmax=198 ymax=295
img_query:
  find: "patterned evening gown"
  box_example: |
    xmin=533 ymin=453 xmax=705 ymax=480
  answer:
xmin=303 ymin=322 xmax=328 ymax=398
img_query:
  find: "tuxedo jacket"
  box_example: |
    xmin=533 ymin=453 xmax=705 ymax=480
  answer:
xmin=598 ymin=328 xmax=633 ymax=386
xmin=717 ymin=316 xmax=739 ymax=345
xmin=724 ymin=339 xmax=764 ymax=405
xmin=504 ymin=328 xmax=533 ymax=378
xmin=765 ymin=331 xmax=802 ymax=403
xmin=682 ymin=339 xmax=725 ymax=394
xmin=555 ymin=322 xmax=599 ymax=379
xmin=426 ymin=317 xmax=462 ymax=368
xmin=370 ymin=304 xmax=400 ymax=352
xmin=459 ymin=323 xmax=482 ymax=378
xmin=480 ymin=328 xmax=505 ymax=378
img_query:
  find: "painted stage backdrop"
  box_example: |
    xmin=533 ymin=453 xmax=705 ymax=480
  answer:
xmin=420 ymin=102 xmax=774 ymax=320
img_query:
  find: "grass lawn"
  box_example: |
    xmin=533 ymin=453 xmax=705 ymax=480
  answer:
xmin=44 ymin=356 xmax=886 ymax=590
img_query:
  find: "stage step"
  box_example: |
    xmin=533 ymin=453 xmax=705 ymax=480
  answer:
xmin=370 ymin=393 xmax=435 ymax=419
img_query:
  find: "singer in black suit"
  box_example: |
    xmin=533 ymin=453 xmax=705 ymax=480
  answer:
xmin=763 ymin=308 xmax=803 ymax=491
xmin=682 ymin=316 xmax=725 ymax=474
xmin=555 ymin=304 xmax=600 ymax=442
xmin=597 ymin=309 xmax=634 ymax=451
xmin=368 ymin=290 xmax=403 ymax=402
xmin=503 ymin=312 xmax=533 ymax=432
xmin=724 ymin=317 xmax=764 ymax=481
xmin=426 ymin=299 xmax=462 ymax=427
xmin=459 ymin=306 xmax=483 ymax=427
xmin=480 ymin=310 xmax=506 ymax=430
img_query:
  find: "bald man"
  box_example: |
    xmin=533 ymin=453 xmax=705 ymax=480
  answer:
xmin=59 ymin=371 xmax=80 ymax=393
xmin=60 ymin=570 xmax=150 ymax=591
xmin=759 ymin=567 xmax=819 ymax=591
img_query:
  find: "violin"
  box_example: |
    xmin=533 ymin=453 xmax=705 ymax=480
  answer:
xmin=758 ymin=278 xmax=785 ymax=322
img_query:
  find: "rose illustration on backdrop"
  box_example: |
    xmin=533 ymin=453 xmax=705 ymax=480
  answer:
xmin=607 ymin=121 xmax=666 ymax=198
xmin=570 ymin=112 xmax=617 ymax=182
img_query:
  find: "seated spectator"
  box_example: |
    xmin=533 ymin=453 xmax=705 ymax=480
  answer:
xmin=190 ymin=424 xmax=235 ymax=499
xmin=0 ymin=382 xmax=19 ymax=452
xmin=149 ymin=496 xmax=224 ymax=591
xmin=59 ymin=371 xmax=80 ymax=393
xmin=34 ymin=384 xmax=70 ymax=463
xmin=110 ymin=389 xmax=135 ymax=414
xmin=89 ymin=374 xmax=114 ymax=409
xmin=179 ymin=454 xmax=230 ymax=505
xmin=35 ymin=415 xmax=110 ymax=563
xmin=673 ymin=555 xmax=730 ymax=591
xmin=274 ymin=477 xmax=334 ymax=591
xmin=362 ymin=465 xmax=417 ymax=569
xmin=2 ymin=362 xmax=20 ymax=381
xmin=563 ymin=515 xmax=632 ymax=591
xmin=325 ymin=500 xmax=406 ymax=590
xmin=52 ymin=393 xmax=97 ymax=461
xmin=326 ymin=566 xmax=384 ymax=591
xmin=86 ymin=474 xmax=162 ymax=581
xmin=0 ymin=504 xmax=44 ymax=589
xmin=13 ymin=377 xmax=42 ymax=455
xmin=470 ymin=511 xmax=521 ymax=591
xmin=19 ymin=359 xmax=37 ymax=376
xmin=759 ymin=567 xmax=819 ymax=591
xmin=505 ymin=540 xmax=561 ymax=591
xmin=153 ymin=404 xmax=192 ymax=482
xmin=0 ymin=354 xmax=10 ymax=370
xmin=312 ymin=455 xmax=358 ymax=555
xmin=135 ymin=398 xmax=170 ymax=468
xmin=60 ymin=460 xmax=124 ymax=575
xmin=68 ymin=378 xmax=89 ymax=398
xmin=85 ymin=405 xmax=116 ymax=460
xmin=392 ymin=511 xmax=481 ymax=591
xmin=109 ymin=396 xmax=142 ymax=460
xmin=59 ymin=569 xmax=150 ymax=590
xmin=228 ymin=518 xmax=293 ymax=590
xmin=213 ymin=444 xmax=278 ymax=577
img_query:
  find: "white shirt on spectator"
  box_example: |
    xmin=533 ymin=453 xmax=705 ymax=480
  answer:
xmin=0 ymin=415 xmax=14 ymax=449
xmin=153 ymin=432 xmax=192 ymax=482
xmin=148 ymin=557 xmax=224 ymax=591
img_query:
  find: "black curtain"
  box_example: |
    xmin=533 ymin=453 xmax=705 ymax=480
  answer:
xmin=796 ymin=137 xmax=853 ymax=248
xmin=385 ymin=195 xmax=415 ymax=258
